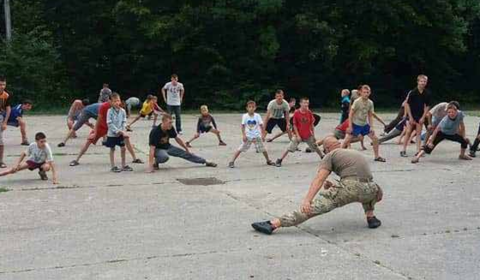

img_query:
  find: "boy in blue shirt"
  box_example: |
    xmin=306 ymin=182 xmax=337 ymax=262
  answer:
xmin=6 ymin=100 xmax=33 ymax=145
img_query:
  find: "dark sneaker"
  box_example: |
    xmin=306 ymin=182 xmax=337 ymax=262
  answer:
xmin=228 ymin=162 xmax=235 ymax=168
xmin=126 ymin=127 xmax=133 ymax=132
xmin=266 ymin=160 xmax=275 ymax=166
xmin=132 ymin=159 xmax=144 ymax=164
xmin=38 ymin=170 xmax=48 ymax=181
xmin=206 ymin=162 xmax=217 ymax=167
xmin=57 ymin=142 xmax=65 ymax=147
xmin=305 ymin=148 xmax=312 ymax=153
xmin=20 ymin=141 xmax=30 ymax=146
xmin=153 ymin=163 xmax=160 ymax=170
xmin=219 ymin=141 xmax=227 ymax=146
xmin=275 ymin=159 xmax=282 ymax=167
xmin=69 ymin=160 xmax=80 ymax=166
xmin=469 ymin=150 xmax=476 ymax=158
xmin=400 ymin=151 xmax=407 ymax=157
xmin=252 ymin=221 xmax=275 ymax=235
xmin=367 ymin=216 xmax=382 ymax=229
xmin=122 ymin=165 xmax=133 ymax=171
xmin=111 ymin=166 xmax=122 ymax=173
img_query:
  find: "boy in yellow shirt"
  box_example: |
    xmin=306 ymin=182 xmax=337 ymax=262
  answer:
xmin=126 ymin=95 xmax=164 ymax=131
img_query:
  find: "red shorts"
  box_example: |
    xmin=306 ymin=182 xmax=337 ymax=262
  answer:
xmin=26 ymin=160 xmax=45 ymax=171
xmin=88 ymin=129 xmax=107 ymax=144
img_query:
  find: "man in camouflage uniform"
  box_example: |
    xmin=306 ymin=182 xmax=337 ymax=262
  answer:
xmin=252 ymin=136 xmax=383 ymax=235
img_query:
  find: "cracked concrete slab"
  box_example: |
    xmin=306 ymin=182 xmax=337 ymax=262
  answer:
xmin=1 ymin=112 xmax=479 ymax=279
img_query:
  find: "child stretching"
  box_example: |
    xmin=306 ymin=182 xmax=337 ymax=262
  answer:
xmin=185 ymin=105 xmax=226 ymax=147
xmin=342 ymin=85 xmax=386 ymax=162
xmin=126 ymin=95 xmax=164 ymax=131
xmin=275 ymin=97 xmax=324 ymax=167
xmin=105 ymin=93 xmax=133 ymax=172
xmin=412 ymin=102 xmax=471 ymax=163
xmin=0 ymin=132 xmax=58 ymax=184
xmin=7 ymin=100 xmax=33 ymax=145
xmin=229 ymin=101 xmax=275 ymax=168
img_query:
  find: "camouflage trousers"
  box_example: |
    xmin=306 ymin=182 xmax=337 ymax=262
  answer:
xmin=279 ymin=179 xmax=381 ymax=227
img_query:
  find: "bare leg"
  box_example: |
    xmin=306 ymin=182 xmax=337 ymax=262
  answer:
xmin=369 ymin=132 xmax=380 ymax=159
xmin=187 ymin=133 xmax=200 ymax=145
xmin=415 ymin=123 xmax=422 ymax=153
xmin=124 ymin=136 xmax=138 ymax=161
xmin=342 ymin=134 xmax=354 ymax=149
xmin=262 ymin=151 xmax=271 ymax=162
xmin=110 ymin=148 xmax=115 ymax=168
xmin=18 ymin=118 xmax=28 ymax=142
xmin=402 ymin=123 xmax=414 ymax=153
xmin=127 ymin=115 xmax=142 ymax=128
xmin=230 ymin=150 xmax=242 ymax=163
xmin=267 ymin=131 xmax=286 ymax=142
xmin=0 ymin=163 xmax=29 ymax=176
xmin=0 ymin=145 xmax=4 ymax=165
xmin=121 ymin=147 xmax=126 ymax=167
xmin=75 ymin=141 xmax=92 ymax=163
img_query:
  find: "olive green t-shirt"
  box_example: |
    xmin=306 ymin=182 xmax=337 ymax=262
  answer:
xmin=351 ymin=98 xmax=374 ymax=126
xmin=319 ymin=149 xmax=372 ymax=179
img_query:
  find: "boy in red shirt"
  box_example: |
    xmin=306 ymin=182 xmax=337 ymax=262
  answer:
xmin=275 ymin=97 xmax=323 ymax=167
xmin=69 ymin=97 xmax=143 ymax=166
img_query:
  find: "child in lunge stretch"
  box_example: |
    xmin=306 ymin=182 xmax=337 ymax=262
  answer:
xmin=185 ymin=105 xmax=226 ymax=147
xmin=127 ymin=95 xmax=164 ymax=130
xmin=0 ymin=132 xmax=58 ymax=184
xmin=412 ymin=102 xmax=471 ymax=163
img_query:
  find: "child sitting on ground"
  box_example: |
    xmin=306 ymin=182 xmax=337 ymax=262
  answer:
xmin=105 ymin=93 xmax=133 ymax=173
xmin=228 ymin=100 xmax=275 ymax=168
xmin=126 ymin=95 xmax=164 ymax=131
xmin=0 ymin=132 xmax=58 ymax=184
xmin=185 ymin=105 xmax=226 ymax=147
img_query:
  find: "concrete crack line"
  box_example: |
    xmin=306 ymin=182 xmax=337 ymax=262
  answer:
xmin=0 ymin=249 xmax=237 ymax=275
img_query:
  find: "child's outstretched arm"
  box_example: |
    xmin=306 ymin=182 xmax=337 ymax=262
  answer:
xmin=50 ymin=161 xmax=58 ymax=184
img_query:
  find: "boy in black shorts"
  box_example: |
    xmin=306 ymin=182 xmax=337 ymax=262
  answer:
xmin=105 ymin=93 xmax=133 ymax=173
xmin=263 ymin=90 xmax=292 ymax=141
xmin=401 ymin=75 xmax=431 ymax=157
xmin=185 ymin=105 xmax=226 ymax=147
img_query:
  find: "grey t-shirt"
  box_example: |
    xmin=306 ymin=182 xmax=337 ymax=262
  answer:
xmin=267 ymin=100 xmax=290 ymax=119
xmin=430 ymin=102 xmax=448 ymax=121
xmin=439 ymin=111 xmax=464 ymax=135
xmin=27 ymin=143 xmax=54 ymax=163
xmin=319 ymin=149 xmax=372 ymax=179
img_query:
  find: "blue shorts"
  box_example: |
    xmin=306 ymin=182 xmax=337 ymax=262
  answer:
xmin=352 ymin=124 xmax=371 ymax=137
xmin=104 ymin=136 xmax=125 ymax=148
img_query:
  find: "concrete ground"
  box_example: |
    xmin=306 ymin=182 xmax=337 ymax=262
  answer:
xmin=0 ymin=112 xmax=479 ymax=280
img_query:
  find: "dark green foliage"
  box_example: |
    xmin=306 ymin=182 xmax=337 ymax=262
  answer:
xmin=1 ymin=0 xmax=479 ymax=109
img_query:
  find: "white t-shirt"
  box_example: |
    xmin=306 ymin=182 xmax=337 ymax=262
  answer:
xmin=27 ymin=143 xmax=54 ymax=163
xmin=163 ymin=82 xmax=184 ymax=106
xmin=242 ymin=113 xmax=263 ymax=139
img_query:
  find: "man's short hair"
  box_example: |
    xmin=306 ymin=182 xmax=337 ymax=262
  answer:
xmin=246 ymin=100 xmax=256 ymax=107
xmin=449 ymin=101 xmax=460 ymax=110
xmin=289 ymin=97 xmax=296 ymax=102
xmin=417 ymin=74 xmax=428 ymax=81
xmin=171 ymin=74 xmax=178 ymax=79
xmin=82 ymin=99 xmax=90 ymax=106
xmin=110 ymin=92 xmax=120 ymax=100
xmin=162 ymin=114 xmax=173 ymax=121
xmin=22 ymin=99 xmax=33 ymax=105
xmin=35 ymin=132 xmax=46 ymax=141
xmin=0 ymin=76 xmax=6 ymax=82
xmin=300 ymin=97 xmax=309 ymax=102
xmin=275 ymin=89 xmax=284 ymax=95
xmin=359 ymin=84 xmax=371 ymax=91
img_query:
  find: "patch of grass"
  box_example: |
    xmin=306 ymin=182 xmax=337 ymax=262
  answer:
xmin=0 ymin=187 xmax=10 ymax=193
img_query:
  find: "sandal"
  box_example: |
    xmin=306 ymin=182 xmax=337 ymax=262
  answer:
xmin=69 ymin=160 xmax=80 ymax=166
xmin=132 ymin=159 xmax=144 ymax=164
xmin=0 ymin=162 xmax=6 ymax=168
xmin=111 ymin=166 xmax=122 ymax=173
xmin=411 ymin=158 xmax=419 ymax=164
xmin=122 ymin=165 xmax=133 ymax=171
xmin=374 ymin=157 xmax=386 ymax=162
